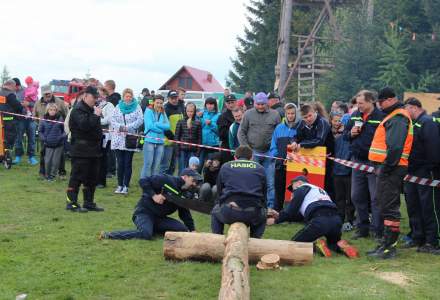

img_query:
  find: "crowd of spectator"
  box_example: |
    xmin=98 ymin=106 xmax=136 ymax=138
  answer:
xmin=2 ymin=76 xmax=440 ymax=256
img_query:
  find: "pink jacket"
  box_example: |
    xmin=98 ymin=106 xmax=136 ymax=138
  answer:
xmin=24 ymin=81 xmax=39 ymax=102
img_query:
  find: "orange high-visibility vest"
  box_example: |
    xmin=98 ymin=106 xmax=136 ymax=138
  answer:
xmin=368 ymin=108 xmax=413 ymax=166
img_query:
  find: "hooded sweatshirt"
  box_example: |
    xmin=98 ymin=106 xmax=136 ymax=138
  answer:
xmin=270 ymin=104 xmax=300 ymax=162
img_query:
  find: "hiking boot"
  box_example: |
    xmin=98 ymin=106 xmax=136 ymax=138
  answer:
xmin=28 ymin=156 xmax=38 ymax=165
xmin=417 ymin=244 xmax=440 ymax=255
xmin=367 ymin=244 xmax=384 ymax=256
xmin=337 ymin=239 xmax=359 ymax=259
xmin=66 ymin=189 xmax=88 ymax=212
xmin=83 ymin=203 xmax=104 ymax=212
xmin=83 ymin=187 xmax=104 ymax=212
xmin=368 ymin=224 xmax=399 ymax=259
xmin=369 ymin=245 xmax=397 ymax=259
xmin=315 ymin=239 xmax=332 ymax=257
xmin=13 ymin=156 xmax=21 ymax=164
xmin=65 ymin=202 xmax=88 ymax=212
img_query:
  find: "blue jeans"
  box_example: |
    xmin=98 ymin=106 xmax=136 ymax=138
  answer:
xmin=15 ymin=119 xmax=36 ymax=157
xmin=178 ymin=150 xmax=196 ymax=175
xmin=115 ymin=150 xmax=134 ymax=187
xmin=107 ymin=212 xmax=189 ymax=240
xmin=160 ymin=145 xmax=176 ymax=175
xmin=141 ymin=142 xmax=164 ymax=179
xmin=253 ymin=150 xmax=275 ymax=208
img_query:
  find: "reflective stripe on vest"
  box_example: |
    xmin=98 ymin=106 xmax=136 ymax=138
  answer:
xmin=2 ymin=116 xmax=14 ymax=121
xmin=368 ymin=108 xmax=413 ymax=166
xmin=433 ymin=117 xmax=440 ymax=123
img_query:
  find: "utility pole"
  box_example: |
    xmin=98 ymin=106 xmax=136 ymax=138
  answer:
xmin=274 ymin=0 xmax=293 ymax=94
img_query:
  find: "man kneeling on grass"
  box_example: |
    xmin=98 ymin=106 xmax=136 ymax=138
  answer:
xmin=99 ymin=169 xmax=202 ymax=240
xmin=266 ymin=176 xmax=359 ymax=258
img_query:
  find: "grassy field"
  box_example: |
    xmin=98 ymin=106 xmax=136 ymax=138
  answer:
xmin=1 ymin=153 xmax=440 ymax=300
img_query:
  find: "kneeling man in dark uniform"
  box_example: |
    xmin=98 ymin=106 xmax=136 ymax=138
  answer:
xmin=267 ymin=176 xmax=358 ymax=258
xmin=211 ymin=145 xmax=267 ymax=238
xmin=100 ymin=168 xmax=201 ymax=240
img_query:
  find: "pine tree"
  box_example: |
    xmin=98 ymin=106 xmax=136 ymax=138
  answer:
xmin=1 ymin=65 xmax=10 ymax=85
xmin=317 ymin=7 xmax=380 ymax=102
xmin=375 ymin=27 xmax=412 ymax=95
xmin=227 ymin=0 xmax=280 ymax=93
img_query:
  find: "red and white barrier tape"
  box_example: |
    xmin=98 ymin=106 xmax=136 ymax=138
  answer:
xmin=0 ymin=111 xmax=280 ymax=161
xmin=287 ymin=152 xmax=324 ymax=168
xmin=403 ymin=175 xmax=440 ymax=188
xmin=327 ymin=157 xmax=375 ymax=173
xmin=327 ymin=156 xmax=440 ymax=188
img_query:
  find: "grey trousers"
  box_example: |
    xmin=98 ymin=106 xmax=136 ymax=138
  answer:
xmin=45 ymin=146 xmax=64 ymax=178
xmin=351 ymin=159 xmax=383 ymax=235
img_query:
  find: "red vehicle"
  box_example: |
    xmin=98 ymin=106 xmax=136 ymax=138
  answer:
xmin=50 ymin=78 xmax=99 ymax=105
xmin=64 ymin=80 xmax=86 ymax=104
xmin=49 ymin=80 xmax=69 ymax=101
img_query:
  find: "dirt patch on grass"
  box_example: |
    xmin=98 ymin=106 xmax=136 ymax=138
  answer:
xmin=374 ymin=271 xmax=411 ymax=287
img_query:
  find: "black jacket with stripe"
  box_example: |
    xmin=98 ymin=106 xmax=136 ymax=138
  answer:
xmin=343 ymin=107 xmax=385 ymax=161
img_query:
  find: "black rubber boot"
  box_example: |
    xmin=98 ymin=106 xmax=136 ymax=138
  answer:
xmin=66 ymin=188 xmax=88 ymax=212
xmin=368 ymin=226 xmax=398 ymax=259
xmin=83 ymin=187 xmax=104 ymax=212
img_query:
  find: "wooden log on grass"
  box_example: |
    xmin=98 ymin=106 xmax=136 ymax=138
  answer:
xmin=218 ymin=223 xmax=250 ymax=300
xmin=163 ymin=231 xmax=313 ymax=265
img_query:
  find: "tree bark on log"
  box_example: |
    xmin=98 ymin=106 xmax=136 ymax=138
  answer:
xmin=164 ymin=231 xmax=312 ymax=266
xmin=218 ymin=223 xmax=250 ymax=300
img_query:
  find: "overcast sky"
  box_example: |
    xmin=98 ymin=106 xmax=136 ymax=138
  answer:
xmin=2 ymin=0 xmax=250 ymax=95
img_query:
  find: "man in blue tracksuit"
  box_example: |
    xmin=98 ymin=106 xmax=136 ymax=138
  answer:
xmin=270 ymin=103 xmax=300 ymax=211
xmin=404 ymin=98 xmax=440 ymax=254
xmin=100 ymin=168 xmax=202 ymax=240
xmin=211 ymin=145 xmax=267 ymax=238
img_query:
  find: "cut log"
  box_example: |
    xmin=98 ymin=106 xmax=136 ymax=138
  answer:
xmin=164 ymin=231 xmax=313 ymax=266
xmin=218 ymin=223 xmax=250 ymax=300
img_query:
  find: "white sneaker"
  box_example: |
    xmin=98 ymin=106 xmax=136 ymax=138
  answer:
xmin=114 ymin=186 xmax=123 ymax=194
xmin=121 ymin=186 xmax=128 ymax=195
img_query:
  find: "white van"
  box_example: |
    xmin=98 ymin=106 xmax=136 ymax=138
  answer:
xmin=156 ymin=90 xmax=217 ymax=110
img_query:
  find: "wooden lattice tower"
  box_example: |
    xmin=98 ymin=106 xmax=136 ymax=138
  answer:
xmin=275 ymin=0 xmax=371 ymax=104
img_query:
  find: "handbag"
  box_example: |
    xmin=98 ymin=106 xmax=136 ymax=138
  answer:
xmin=123 ymin=114 xmax=139 ymax=150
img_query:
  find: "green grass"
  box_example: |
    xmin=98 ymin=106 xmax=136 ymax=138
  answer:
xmin=1 ymin=154 xmax=440 ymax=299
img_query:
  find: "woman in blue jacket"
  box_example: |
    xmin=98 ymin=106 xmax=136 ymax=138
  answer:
xmin=140 ymin=95 xmax=170 ymax=178
xmin=198 ymin=97 xmax=220 ymax=171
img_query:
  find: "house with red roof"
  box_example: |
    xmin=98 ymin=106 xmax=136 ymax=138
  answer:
xmin=159 ymin=65 xmax=224 ymax=92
